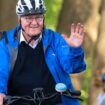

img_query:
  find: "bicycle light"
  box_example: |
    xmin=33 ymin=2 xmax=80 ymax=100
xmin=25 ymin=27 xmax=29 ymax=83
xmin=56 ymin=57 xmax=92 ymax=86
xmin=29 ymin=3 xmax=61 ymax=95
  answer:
xmin=55 ymin=83 xmax=67 ymax=93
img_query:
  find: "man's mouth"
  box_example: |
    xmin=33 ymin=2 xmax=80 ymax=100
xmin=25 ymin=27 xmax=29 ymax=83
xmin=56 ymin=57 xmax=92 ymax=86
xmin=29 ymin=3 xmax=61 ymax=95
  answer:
xmin=30 ymin=27 xmax=39 ymax=28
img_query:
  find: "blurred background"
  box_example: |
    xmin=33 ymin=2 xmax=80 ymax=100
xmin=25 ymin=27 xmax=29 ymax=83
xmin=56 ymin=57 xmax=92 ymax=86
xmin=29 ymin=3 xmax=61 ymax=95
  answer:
xmin=0 ymin=0 xmax=105 ymax=105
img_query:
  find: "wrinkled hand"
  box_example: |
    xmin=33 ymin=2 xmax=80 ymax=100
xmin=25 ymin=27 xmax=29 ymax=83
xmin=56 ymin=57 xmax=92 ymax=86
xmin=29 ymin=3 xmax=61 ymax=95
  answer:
xmin=62 ymin=23 xmax=85 ymax=48
xmin=0 ymin=93 xmax=6 ymax=105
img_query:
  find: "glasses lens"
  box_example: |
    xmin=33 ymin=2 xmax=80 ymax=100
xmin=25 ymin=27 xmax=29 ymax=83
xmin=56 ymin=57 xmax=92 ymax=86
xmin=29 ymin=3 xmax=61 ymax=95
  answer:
xmin=23 ymin=15 xmax=44 ymax=23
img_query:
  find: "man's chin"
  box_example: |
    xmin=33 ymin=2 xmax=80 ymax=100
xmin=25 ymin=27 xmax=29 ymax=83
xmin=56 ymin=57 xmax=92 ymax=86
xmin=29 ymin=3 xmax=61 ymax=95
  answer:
xmin=29 ymin=32 xmax=41 ymax=36
xmin=28 ymin=30 xmax=40 ymax=34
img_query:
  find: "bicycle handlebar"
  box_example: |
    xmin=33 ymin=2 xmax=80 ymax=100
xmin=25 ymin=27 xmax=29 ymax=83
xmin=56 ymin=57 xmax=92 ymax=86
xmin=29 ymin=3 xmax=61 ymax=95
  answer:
xmin=3 ymin=83 xmax=83 ymax=105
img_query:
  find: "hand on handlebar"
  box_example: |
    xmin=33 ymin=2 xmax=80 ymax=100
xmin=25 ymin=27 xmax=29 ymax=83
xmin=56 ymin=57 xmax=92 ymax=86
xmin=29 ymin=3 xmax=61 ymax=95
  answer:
xmin=0 ymin=93 xmax=6 ymax=105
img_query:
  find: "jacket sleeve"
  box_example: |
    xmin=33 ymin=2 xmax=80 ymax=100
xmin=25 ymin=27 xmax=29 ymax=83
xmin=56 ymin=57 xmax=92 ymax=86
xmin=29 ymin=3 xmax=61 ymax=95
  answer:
xmin=53 ymin=33 xmax=86 ymax=74
xmin=0 ymin=39 xmax=10 ymax=94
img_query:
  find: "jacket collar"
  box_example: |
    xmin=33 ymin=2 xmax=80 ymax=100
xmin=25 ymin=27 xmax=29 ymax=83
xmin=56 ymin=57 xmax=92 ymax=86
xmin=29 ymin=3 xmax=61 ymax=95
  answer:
xmin=6 ymin=25 xmax=53 ymax=50
xmin=42 ymin=28 xmax=53 ymax=51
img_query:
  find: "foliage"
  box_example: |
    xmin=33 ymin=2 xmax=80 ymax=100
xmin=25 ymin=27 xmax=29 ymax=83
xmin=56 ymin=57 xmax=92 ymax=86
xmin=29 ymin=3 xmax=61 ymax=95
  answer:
xmin=81 ymin=58 xmax=93 ymax=105
xmin=44 ymin=0 xmax=63 ymax=30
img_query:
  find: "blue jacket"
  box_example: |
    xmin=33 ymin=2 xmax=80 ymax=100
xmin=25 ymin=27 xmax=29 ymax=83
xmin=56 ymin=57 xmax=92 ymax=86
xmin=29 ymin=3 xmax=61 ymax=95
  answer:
xmin=0 ymin=26 xmax=86 ymax=105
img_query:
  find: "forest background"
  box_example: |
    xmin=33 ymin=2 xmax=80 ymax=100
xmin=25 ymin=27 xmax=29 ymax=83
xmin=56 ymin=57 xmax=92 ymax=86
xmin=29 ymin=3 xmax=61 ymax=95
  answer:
xmin=0 ymin=0 xmax=105 ymax=105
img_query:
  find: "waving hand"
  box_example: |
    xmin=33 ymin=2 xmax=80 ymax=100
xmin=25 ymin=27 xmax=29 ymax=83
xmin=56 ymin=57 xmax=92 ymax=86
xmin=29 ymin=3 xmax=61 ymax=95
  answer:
xmin=62 ymin=23 xmax=85 ymax=48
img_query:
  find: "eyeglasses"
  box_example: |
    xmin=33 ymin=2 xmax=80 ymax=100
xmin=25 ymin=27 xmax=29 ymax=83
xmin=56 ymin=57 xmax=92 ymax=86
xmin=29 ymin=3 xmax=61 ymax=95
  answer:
xmin=22 ymin=15 xmax=44 ymax=23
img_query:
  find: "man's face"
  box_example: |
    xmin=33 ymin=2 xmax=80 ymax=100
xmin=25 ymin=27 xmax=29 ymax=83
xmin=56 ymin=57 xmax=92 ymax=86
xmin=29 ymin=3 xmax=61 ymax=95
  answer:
xmin=20 ymin=14 xmax=44 ymax=36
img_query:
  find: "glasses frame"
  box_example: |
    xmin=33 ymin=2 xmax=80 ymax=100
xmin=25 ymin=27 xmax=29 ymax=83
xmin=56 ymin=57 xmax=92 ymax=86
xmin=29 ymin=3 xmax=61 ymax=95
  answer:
xmin=21 ymin=14 xmax=44 ymax=23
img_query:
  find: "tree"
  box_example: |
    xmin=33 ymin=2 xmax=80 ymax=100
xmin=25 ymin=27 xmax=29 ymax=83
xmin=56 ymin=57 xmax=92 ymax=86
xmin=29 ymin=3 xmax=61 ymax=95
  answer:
xmin=88 ymin=0 xmax=105 ymax=105
xmin=0 ymin=0 xmax=17 ymax=31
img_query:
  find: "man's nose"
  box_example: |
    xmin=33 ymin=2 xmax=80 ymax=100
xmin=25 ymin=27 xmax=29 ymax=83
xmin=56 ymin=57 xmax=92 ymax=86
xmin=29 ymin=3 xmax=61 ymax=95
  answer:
xmin=31 ymin=18 xmax=38 ymax=24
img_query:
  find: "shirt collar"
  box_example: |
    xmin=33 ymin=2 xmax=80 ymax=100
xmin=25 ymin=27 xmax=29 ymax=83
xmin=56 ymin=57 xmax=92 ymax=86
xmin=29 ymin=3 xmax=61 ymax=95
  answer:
xmin=20 ymin=30 xmax=42 ymax=49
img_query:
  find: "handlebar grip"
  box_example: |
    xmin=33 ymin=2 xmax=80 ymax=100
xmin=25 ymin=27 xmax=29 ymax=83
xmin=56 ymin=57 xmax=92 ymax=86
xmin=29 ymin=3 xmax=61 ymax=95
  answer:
xmin=69 ymin=90 xmax=81 ymax=96
xmin=3 ymin=97 xmax=8 ymax=105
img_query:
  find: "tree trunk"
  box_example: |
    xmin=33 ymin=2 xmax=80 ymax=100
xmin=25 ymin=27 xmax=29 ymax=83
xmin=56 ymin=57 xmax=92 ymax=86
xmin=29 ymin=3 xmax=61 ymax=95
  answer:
xmin=0 ymin=0 xmax=17 ymax=31
xmin=88 ymin=0 xmax=105 ymax=105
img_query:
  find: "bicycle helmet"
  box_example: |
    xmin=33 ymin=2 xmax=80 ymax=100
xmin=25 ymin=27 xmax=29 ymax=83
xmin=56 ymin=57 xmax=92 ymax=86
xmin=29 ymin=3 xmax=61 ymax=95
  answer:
xmin=16 ymin=0 xmax=46 ymax=16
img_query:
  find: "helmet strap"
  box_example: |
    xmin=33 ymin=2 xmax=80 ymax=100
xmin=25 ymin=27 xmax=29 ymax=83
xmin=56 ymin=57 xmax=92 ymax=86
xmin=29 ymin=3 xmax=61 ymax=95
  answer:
xmin=19 ymin=18 xmax=44 ymax=45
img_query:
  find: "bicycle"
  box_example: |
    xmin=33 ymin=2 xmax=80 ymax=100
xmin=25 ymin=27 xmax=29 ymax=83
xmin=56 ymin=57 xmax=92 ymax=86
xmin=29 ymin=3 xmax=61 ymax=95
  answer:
xmin=3 ymin=83 xmax=83 ymax=105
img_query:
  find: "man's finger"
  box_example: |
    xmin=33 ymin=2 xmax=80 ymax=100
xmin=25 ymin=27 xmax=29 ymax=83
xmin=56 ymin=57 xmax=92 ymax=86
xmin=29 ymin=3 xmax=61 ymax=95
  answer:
xmin=71 ymin=23 xmax=75 ymax=34
xmin=78 ymin=25 xmax=84 ymax=35
xmin=75 ymin=23 xmax=81 ymax=33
